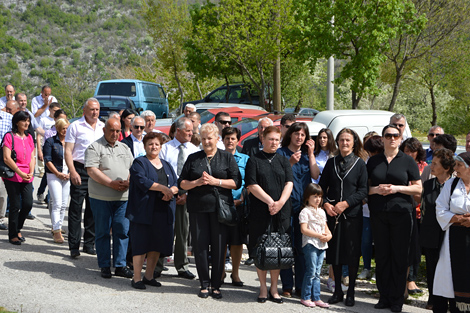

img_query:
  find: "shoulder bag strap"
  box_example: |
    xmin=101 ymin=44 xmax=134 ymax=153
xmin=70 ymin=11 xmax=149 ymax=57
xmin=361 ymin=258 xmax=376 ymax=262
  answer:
xmin=205 ymin=157 xmax=220 ymax=198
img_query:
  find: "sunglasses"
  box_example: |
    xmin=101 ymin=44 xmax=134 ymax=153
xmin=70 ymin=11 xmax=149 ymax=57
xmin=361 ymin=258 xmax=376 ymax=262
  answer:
xmin=218 ymin=120 xmax=232 ymax=125
xmin=283 ymin=124 xmax=293 ymax=128
xmin=392 ymin=123 xmax=405 ymax=128
xmin=133 ymin=125 xmax=145 ymax=130
xmin=428 ymin=133 xmax=440 ymax=137
xmin=384 ymin=133 xmax=400 ymax=139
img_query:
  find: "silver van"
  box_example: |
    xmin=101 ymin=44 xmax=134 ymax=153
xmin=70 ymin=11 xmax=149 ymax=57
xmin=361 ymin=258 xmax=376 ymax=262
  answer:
xmin=94 ymin=79 xmax=169 ymax=118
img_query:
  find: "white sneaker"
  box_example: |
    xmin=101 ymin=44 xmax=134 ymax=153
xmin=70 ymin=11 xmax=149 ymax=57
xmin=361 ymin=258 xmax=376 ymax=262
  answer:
xmin=326 ymin=278 xmax=335 ymax=293
xmin=371 ymin=273 xmax=376 ymax=281
xmin=358 ymin=269 xmax=371 ymax=280
xmin=225 ymin=262 xmax=232 ymax=272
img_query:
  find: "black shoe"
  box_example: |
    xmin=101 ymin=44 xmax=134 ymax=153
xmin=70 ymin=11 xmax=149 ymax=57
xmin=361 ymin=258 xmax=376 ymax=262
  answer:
xmin=143 ymin=276 xmax=162 ymax=287
xmin=391 ymin=304 xmax=402 ymax=312
xmin=345 ymin=296 xmax=355 ymax=306
xmin=231 ymin=274 xmax=244 ymax=287
xmin=131 ymin=279 xmax=146 ymax=290
xmin=154 ymin=270 xmax=161 ymax=278
xmin=198 ymin=289 xmax=209 ymax=298
xmin=408 ymin=288 xmax=423 ymax=295
xmin=162 ymin=266 xmax=169 ymax=271
xmin=374 ymin=301 xmax=390 ymax=309
xmin=178 ymin=270 xmax=196 ymax=279
xmin=70 ymin=250 xmax=81 ymax=258
xmin=115 ymin=267 xmax=133 ymax=278
xmin=26 ymin=213 xmax=35 ymax=220
xmin=328 ymin=293 xmax=344 ymax=304
xmin=257 ymin=296 xmax=267 ymax=303
xmin=18 ymin=236 xmax=25 ymax=242
xmin=268 ymin=292 xmax=283 ymax=304
xmin=83 ymin=246 xmax=96 ymax=255
xmin=0 ymin=223 xmax=7 ymax=230
xmin=9 ymin=239 xmax=21 ymax=245
xmin=211 ymin=289 xmax=223 ymax=299
xmin=101 ymin=267 xmax=112 ymax=279
xmin=5 ymin=212 xmax=8 ymax=218
xmin=245 ymin=258 xmax=254 ymax=265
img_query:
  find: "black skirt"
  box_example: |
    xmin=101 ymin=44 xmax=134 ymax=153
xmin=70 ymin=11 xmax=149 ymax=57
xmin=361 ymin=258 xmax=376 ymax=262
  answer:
xmin=129 ymin=210 xmax=174 ymax=257
xmin=326 ymin=214 xmax=362 ymax=265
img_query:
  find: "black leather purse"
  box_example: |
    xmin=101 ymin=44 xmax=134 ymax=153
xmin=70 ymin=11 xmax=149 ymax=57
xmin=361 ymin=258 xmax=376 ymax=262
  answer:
xmin=205 ymin=157 xmax=239 ymax=226
xmin=0 ymin=132 xmax=17 ymax=179
xmin=254 ymin=217 xmax=294 ymax=271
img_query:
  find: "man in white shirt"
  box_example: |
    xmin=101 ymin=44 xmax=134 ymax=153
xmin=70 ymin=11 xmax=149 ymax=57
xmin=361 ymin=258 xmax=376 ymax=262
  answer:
xmin=121 ymin=116 xmax=146 ymax=158
xmin=31 ymin=85 xmax=58 ymax=121
xmin=65 ymin=98 xmax=105 ymax=258
xmin=156 ymin=117 xmax=199 ymax=279
xmin=0 ymin=84 xmax=15 ymax=109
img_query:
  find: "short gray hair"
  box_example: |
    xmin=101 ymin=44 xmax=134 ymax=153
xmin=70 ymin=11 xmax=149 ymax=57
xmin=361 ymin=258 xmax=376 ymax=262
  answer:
xmin=200 ymin=123 xmax=219 ymax=137
xmin=258 ymin=117 xmax=273 ymax=128
xmin=131 ymin=116 xmax=144 ymax=126
xmin=140 ymin=110 xmax=156 ymax=119
xmin=108 ymin=112 xmax=120 ymax=120
xmin=390 ymin=113 xmax=406 ymax=123
xmin=84 ymin=97 xmax=99 ymax=109
xmin=185 ymin=103 xmax=196 ymax=111
xmin=175 ymin=117 xmax=191 ymax=130
xmin=429 ymin=125 xmax=444 ymax=134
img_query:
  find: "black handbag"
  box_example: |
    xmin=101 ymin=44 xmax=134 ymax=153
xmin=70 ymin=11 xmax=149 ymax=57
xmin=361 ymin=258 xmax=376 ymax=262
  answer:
xmin=254 ymin=217 xmax=294 ymax=271
xmin=205 ymin=157 xmax=239 ymax=226
xmin=0 ymin=132 xmax=17 ymax=179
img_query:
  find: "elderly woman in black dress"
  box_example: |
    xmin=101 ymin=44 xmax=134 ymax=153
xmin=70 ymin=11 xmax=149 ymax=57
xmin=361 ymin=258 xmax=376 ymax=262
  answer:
xmin=319 ymin=128 xmax=368 ymax=307
xmin=126 ymin=132 xmax=179 ymax=290
xmin=179 ymin=123 xmax=241 ymax=299
xmin=246 ymin=126 xmax=294 ymax=304
xmin=367 ymin=125 xmax=422 ymax=312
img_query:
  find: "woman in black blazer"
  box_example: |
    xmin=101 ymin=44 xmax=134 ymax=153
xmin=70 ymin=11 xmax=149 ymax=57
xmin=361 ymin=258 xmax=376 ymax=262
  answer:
xmin=126 ymin=132 xmax=178 ymax=290
xmin=179 ymin=123 xmax=241 ymax=299
xmin=319 ymin=128 xmax=368 ymax=307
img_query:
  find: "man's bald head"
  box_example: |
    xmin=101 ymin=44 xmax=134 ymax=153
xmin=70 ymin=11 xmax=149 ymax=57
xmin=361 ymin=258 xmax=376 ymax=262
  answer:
xmin=103 ymin=117 xmax=121 ymax=145
xmin=5 ymin=100 xmax=19 ymax=115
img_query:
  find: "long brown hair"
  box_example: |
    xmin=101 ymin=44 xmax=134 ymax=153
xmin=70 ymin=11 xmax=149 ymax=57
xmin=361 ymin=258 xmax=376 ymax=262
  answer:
xmin=314 ymin=128 xmax=337 ymax=157
xmin=335 ymin=128 xmax=368 ymax=161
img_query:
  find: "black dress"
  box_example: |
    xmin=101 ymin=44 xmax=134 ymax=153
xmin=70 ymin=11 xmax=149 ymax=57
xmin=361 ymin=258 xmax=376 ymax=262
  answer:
xmin=245 ymin=151 xmax=293 ymax=257
xmin=130 ymin=166 xmax=174 ymax=256
xmin=318 ymin=153 xmax=368 ymax=265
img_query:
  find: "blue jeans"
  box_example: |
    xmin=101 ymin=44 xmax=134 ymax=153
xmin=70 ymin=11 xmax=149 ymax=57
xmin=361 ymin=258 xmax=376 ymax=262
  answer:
xmin=90 ymin=198 xmax=129 ymax=268
xmin=301 ymin=243 xmax=325 ymax=301
xmin=281 ymin=212 xmax=306 ymax=292
xmin=361 ymin=217 xmax=373 ymax=270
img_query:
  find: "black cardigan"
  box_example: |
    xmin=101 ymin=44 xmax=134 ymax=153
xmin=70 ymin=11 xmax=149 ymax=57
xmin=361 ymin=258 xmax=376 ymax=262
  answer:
xmin=319 ymin=155 xmax=368 ymax=218
xmin=178 ymin=149 xmax=241 ymax=213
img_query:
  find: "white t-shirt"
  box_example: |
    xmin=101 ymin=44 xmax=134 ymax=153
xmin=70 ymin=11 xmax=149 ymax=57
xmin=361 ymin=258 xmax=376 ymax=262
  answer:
xmin=299 ymin=206 xmax=328 ymax=250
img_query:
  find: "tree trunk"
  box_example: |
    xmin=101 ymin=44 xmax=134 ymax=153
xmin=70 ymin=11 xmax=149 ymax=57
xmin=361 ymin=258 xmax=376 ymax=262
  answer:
xmin=430 ymin=86 xmax=437 ymax=126
xmin=388 ymin=66 xmax=404 ymax=112
xmin=196 ymin=80 xmax=203 ymax=99
xmin=273 ymin=50 xmax=281 ymax=112
xmin=351 ymin=90 xmax=361 ymax=109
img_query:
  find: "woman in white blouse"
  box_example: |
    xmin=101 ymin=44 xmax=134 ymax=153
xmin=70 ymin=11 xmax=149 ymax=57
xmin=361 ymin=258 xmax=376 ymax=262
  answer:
xmin=313 ymin=128 xmax=337 ymax=184
xmin=434 ymin=152 xmax=470 ymax=313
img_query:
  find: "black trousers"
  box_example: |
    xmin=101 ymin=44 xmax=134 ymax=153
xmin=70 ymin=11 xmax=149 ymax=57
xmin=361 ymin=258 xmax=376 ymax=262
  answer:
xmin=433 ymin=296 xmax=461 ymax=313
xmin=425 ymin=247 xmax=440 ymax=305
xmin=371 ymin=210 xmax=413 ymax=308
xmin=68 ymin=162 xmax=94 ymax=251
xmin=5 ymin=181 xmax=32 ymax=240
xmin=189 ymin=211 xmax=227 ymax=290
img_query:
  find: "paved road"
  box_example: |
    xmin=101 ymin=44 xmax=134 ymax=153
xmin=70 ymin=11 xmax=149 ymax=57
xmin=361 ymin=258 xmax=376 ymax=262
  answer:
xmin=0 ymin=178 xmax=429 ymax=313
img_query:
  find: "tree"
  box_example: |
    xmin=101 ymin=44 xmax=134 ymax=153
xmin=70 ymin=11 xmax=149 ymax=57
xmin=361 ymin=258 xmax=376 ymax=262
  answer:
xmin=188 ymin=0 xmax=297 ymax=109
xmin=294 ymin=0 xmax=421 ymax=109
xmin=142 ymin=0 xmax=191 ymax=106
xmin=384 ymin=0 xmax=469 ymax=112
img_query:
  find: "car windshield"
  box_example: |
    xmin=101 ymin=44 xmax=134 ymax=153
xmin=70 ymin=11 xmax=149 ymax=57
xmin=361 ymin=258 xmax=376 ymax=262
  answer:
xmin=200 ymin=110 xmax=216 ymax=124
xmin=98 ymin=99 xmax=131 ymax=109
xmin=233 ymin=118 xmax=259 ymax=136
xmin=97 ymin=83 xmax=136 ymax=97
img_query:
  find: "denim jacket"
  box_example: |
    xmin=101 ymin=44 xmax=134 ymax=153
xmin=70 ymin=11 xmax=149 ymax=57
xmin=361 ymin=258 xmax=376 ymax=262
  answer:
xmin=43 ymin=135 xmax=65 ymax=174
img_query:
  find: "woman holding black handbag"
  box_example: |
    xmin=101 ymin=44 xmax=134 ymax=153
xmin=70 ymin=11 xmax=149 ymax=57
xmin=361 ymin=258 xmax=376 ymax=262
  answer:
xmin=245 ymin=126 xmax=294 ymax=304
xmin=2 ymin=111 xmax=35 ymax=245
xmin=179 ymin=123 xmax=241 ymax=299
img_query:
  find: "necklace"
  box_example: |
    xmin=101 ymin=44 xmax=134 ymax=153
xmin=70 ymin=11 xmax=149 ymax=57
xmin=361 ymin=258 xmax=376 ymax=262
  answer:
xmin=261 ymin=151 xmax=276 ymax=163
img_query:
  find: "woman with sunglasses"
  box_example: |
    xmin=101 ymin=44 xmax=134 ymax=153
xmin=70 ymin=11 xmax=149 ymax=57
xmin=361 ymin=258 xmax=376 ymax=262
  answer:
xmin=319 ymin=128 xmax=368 ymax=307
xmin=367 ymin=125 xmax=422 ymax=313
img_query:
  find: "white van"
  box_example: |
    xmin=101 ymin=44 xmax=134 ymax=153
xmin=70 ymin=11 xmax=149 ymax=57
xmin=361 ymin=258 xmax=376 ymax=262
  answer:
xmin=312 ymin=110 xmax=412 ymax=140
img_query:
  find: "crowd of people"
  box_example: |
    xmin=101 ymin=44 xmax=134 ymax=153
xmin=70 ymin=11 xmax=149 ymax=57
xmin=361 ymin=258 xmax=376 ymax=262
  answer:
xmin=1 ymin=84 xmax=470 ymax=313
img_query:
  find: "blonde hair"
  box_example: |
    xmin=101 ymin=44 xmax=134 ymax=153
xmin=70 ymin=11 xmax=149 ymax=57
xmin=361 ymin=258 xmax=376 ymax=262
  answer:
xmin=55 ymin=118 xmax=70 ymax=132
xmin=200 ymin=123 xmax=219 ymax=137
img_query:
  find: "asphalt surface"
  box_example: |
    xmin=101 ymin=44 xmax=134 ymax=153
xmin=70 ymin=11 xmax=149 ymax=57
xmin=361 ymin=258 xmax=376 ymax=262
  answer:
xmin=0 ymin=178 xmax=429 ymax=313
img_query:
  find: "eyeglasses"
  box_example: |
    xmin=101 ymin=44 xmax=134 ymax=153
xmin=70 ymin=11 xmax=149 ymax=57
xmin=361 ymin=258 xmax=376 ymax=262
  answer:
xmin=218 ymin=120 xmax=231 ymax=125
xmin=133 ymin=125 xmax=145 ymax=130
xmin=428 ymin=133 xmax=441 ymax=137
xmin=384 ymin=133 xmax=400 ymax=139
xmin=392 ymin=123 xmax=405 ymax=128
